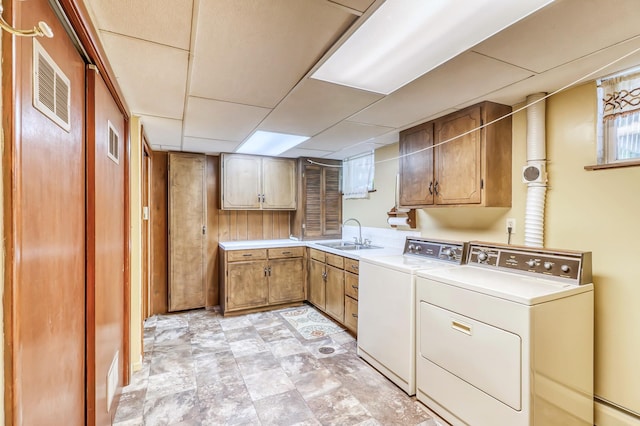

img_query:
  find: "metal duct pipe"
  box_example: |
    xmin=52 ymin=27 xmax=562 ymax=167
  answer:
xmin=524 ymin=93 xmax=547 ymax=247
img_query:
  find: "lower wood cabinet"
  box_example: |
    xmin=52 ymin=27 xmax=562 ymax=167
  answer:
xmin=307 ymin=248 xmax=358 ymax=335
xmin=220 ymin=246 xmax=304 ymax=315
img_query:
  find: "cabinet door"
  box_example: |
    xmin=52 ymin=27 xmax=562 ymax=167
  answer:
xmin=169 ymin=153 xmax=206 ymax=312
xmin=221 ymin=154 xmax=262 ymax=209
xmin=323 ymin=166 xmax=342 ymax=237
xmin=226 ymin=260 xmax=269 ymax=310
xmin=262 ymin=158 xmax=296 ymax=209
xmin=434 ymin=106 xmax=482 ymax=205
xmin=399 ymin=122 xmax=434 ymax=207
xmin=325 ymin=265 xmax=344 ymax=322
xmin=344 ymin=296 xmax=358 ymax=334
xmin=308 ymin=259 xmax=326 ymax=310
xmin=269 ymin=258 xmax=304 ymax=304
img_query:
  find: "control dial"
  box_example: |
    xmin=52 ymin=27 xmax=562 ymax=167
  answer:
xmin=561 ymin=264 xmax=571 ymax=273
xmin=526 ymin=259 xmax=536 ymax=268
xmin=414 ymin=245 xmax=422 ymax=252
xmin=543 ymin=261 xmax=554 ymax=270
xmin=477 ymin=251 xmax=489 ymax=262
xmin=408 ymin=244 xmax=415 ymax=253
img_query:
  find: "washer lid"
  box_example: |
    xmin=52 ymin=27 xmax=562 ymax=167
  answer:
xmin=359 ymin=254 xmax=457 ymax=273
xmin=417 ymin=265 xmax=593 ymax=305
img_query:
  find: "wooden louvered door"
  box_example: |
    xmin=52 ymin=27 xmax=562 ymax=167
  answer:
xmin=300 ymin=161 xmax=342 ymax=239
xmin=168 ymin=153 xmax=207 ymax=311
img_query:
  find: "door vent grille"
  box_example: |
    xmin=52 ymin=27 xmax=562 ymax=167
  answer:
xmin=107 ymin=121 xmax=120 ymax=164
xmin=33 ymin=39 xmax=71 ymax=132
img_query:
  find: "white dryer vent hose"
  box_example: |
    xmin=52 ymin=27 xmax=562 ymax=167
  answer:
xmin=524 ymin=93 xmax=547 ymax=248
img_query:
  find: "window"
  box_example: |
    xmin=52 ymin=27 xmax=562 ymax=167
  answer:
xmin=342 ymin=151 xmax=374 ymax=199
xmin=107 ymin=121 xmax=119 ymax=164
xmin=597 ymin=68 xmax=640 ymax=165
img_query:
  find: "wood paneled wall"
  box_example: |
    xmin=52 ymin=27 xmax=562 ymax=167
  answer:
xmin=149 ymin=155 xmax=290 ymax=313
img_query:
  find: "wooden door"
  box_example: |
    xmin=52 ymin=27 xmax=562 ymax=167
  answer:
xmin=263 ymin=157 xmax=296 ymax=209
xmin=169 ymin=153 xmax=206 ymax=311
xmin=269 ymin=257 xmax=304 ymax=304
xmin=300 ymin=162 xmax=342 ymax=239
xmin=221 ymin=154 xmax=261 ymax=209
xmin=6 ymin=2 xmax=87 ymax=423
xmin=325 ymin=265 xmax=345 ymax=322
xmin=226 ymin=261 xmax=269 ymax=310
xmin=308 ymin=259 xmax=326 ymax=310
xmin=142 ymin=144 xmax=151 ymax=319
xmin=323 ymin=166 xmax=342 ymax=237
xmin=434 ymin=105 xmax=482 ymax=205
xmin=399 ymin=122 xmax=434 ymax=207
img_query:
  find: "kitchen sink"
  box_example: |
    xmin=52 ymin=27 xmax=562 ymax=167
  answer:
xmin=315 ymin=241 xmax=383 ymax=251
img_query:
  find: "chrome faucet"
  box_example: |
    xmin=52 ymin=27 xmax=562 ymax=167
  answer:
xmin=343 ymin=218 xmax=362 ymax=245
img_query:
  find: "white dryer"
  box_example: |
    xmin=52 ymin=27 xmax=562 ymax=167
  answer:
xmin=416 ymin=242 xmax=594 ymax=426
xmin=357 ymin=237 xmax=467 ymax=395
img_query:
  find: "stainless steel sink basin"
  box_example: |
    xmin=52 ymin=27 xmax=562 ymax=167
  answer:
xmin=315 ymin=241 xmax=383 ymax=251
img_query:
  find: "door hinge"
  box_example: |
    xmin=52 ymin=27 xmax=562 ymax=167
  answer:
xmin=481 ymin=179 xmax=484 ymax=189
xmin=203 ymin=225 xmax=207 ymax=235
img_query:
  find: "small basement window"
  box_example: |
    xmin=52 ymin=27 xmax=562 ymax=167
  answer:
xmin=595 ymin=67 xmax=640 ymax=166
xmin=107 ymin=121 xmax=119 ymax=164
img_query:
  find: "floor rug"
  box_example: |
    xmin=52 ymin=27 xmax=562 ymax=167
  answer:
xmin=279 ymin=306 xmax=345 ymax=340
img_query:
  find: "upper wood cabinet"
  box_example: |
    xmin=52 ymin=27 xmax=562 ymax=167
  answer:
xmin=399 ymin=101 xmax=512 ymax=208
xmin=290 ymin=158 xmax=342 ymax=240
xmin=221 ymin=154 xmax=297 ymax=210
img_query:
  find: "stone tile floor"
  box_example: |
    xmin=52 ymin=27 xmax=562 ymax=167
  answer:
xmin=113 ymin=304 xmax=448 ymax=426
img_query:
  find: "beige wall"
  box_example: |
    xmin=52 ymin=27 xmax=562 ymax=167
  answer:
xmin=344 ymin=83 xmax=640 ymax=424
xmin=129 ymin=117 xmax=143 ymax=372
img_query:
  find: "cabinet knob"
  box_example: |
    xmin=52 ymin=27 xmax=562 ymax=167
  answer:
xmin=434 ymin=181 xmax=439 ymax=195
xmin=428 ymin=181 xmax=433 ymax=195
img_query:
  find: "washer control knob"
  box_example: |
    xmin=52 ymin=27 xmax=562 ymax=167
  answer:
xmin=414 ymin=245 xmax=422 ymax=252
xmin=543 ymin=261 xmax=553 ymax=270
xmin=442 ymin=248 xmax=452 ymax=257
xmin=526 ymin=259 xmax=536 ymax=268
xmin=477 ymin=251 xmax=488 ymax=262
xmin=561 ymin=264 xmax=571 ymax=273
xmin=408 ymin=244 xmax=415 ymax=252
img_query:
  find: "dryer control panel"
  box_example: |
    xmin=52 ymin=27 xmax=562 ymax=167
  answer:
xmin=468 ymin=242 xmax=592 ymax=285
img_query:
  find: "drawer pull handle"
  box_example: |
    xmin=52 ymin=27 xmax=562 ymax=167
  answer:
xmin=281 ymin=251 xmax=291 ymax=255
xmin=351 ymin=285 xmax=358 ymax=290
xmin=352 ymin=313 xmax=358 ymax=318
xmin=351 ymin=265 xmax=358 ymax=270
xmin=242 ymin=254 xmax=253 ymax=257
xmin=451 ymin=320 xmax=472 ymax=335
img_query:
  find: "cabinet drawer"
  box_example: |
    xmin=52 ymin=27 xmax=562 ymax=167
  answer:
xmin=344 ymin=259 xmax=359 ymax=274
xmin=345 ymin=272 xmax=358 ymax=300
xmin=227 ymin=249 xmax=267 ymax=262
xmin=344 ymin=296 xmax=358 ymax=334
xmin=310 ymin=248 xmax=326 ymax=262
xmin=326 ymin=253 xmax=344 ymax=269
xmin=268 ymin=247 xmax=304 ymax=259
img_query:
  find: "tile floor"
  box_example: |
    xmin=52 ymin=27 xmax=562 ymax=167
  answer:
xmin=113 ymin=304 xmax=447 ymax=426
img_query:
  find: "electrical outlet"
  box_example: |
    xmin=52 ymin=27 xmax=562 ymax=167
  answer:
xmin=506 ymin=218 xmax=516 ymax=234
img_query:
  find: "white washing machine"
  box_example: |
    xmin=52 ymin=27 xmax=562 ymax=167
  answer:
xmin=358 ymin=237 xmax=467 ymax=395
xmin=416 ymin=242 xmax=594 ymax=426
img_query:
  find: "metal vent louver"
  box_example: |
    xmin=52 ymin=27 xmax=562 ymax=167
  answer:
xmin=33 ymin=39 xmax=71 ymax=132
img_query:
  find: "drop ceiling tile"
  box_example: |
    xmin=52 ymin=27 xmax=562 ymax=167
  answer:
xmin=188 ymin=0 xmax=355 ymax=107
xmin=182 ymin=137 xmax=240 ymax=154
xmin=323 ymin=142 xmax=385 ymax=160
xmin=101 ymin=32 xmax=188 ymax=119
xmin=278 ymin=148 xmax=334 ymax=159
xmin=349 ymin=52 xmax=533 ymax=128
xmin=183 ymin=97 xmax=271 ymax=142
xmin=84 ymin=0 xmax=193 ymax=49
xmin=140 ymin=116 xmax=182 ymax=147
xmin=260 ymin=79 xmax=383 ymax=136
xmin=473 ymin=0 xmax=640 ymax=74
xmin=477 ymin=36 xmax=640 ymax=107
xmin=301 ymin=121 xmax=393 ymax=152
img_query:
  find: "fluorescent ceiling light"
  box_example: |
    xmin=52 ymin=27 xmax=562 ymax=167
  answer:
xmin=311 ymin=0 xmax=555 ymax=94
xmin=236 ymin=130 xmax=310 ymax=156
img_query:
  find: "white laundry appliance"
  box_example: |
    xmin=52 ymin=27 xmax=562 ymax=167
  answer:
xmin=416 ymin=242 xmax=594 ymax=426
xmin=357 ymin=237 xmax=467 ymax=395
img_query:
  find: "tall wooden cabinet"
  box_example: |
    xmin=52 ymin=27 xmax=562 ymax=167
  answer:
xmin=220 ymin=153 xmax=297 ymax=210
xmin=399 ymin=101 xmax=512 ymax=208
xmin=290 ymin=158 xmax=342 ymax=240
xmin=168 ymin=152 xmax=207 ymax=311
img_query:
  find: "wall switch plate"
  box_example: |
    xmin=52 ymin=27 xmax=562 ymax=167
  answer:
xmin=506 ymin=218 xmax=516 ymax=234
